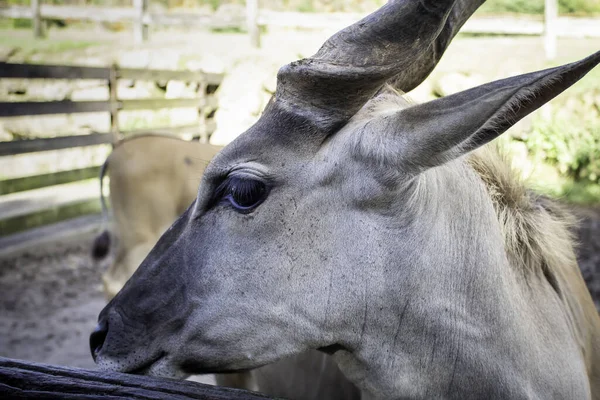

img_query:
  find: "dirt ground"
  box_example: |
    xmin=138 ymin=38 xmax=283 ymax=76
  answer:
xmin=0 ymin=204 xmax=598 ymax=378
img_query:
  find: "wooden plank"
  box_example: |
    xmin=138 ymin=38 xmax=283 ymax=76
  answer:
xmin=120 ymin=98 xmax=203 ymax=111
xmin=133 ymin=0 xmax=149 ymax=43
xmin=0 ymin=197 xmax=101 ymax=236
xmin=0 ymin=133 xmax=112 ymax=156
xmin=118 ymin=67 xmax=223 ymax=85
xmin=143 ymin=12 xmax=220 ymax=28
xmin=0 ymin=166 xmax=101 ymax=195
xmin=0 ymin=214 xmax=102 ymax=257
xmin=41 ymin=4 xmax=136 ymax=23
xmin=247 ymin=0 xmax=260 ymax=48
xmin=0 ymin=357 xmax=277 ymax=399
xmin=31 ymin=0 xmax=44 ymax=39
xmin=0 ymin=179 xmax=99 ymax=221
xmin=0 ymin=62 xmax=110 ymax=80
xmin=109 ymin=64 xmax=120 ymax=142
xmin=0 ymin=5 xmax=31 ymax=19
xmin=545 ymin=0 xmax=558 ymax=59
xmin=0 ymin=100 xmax=110 ymax=117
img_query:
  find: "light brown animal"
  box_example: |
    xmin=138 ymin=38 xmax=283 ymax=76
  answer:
xmin=92 ymin=134 xmax=222 ymax=299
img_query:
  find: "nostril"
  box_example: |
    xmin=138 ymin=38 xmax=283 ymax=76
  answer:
xmin=90 ymin=320 xmax=108 ymax=362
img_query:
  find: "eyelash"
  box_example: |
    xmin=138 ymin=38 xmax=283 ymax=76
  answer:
xmin=214 ymin=176 xmax=269 ymax=213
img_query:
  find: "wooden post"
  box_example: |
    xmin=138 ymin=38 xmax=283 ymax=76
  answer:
xmin=246 ymin=0 xmax=260 ymax=48
xmin=133 ymin=0 xmax=149 ymax=44
xmin=31 ymin=0 xmax=44 ymax=39
xmin=544 ymin=0 xmax=558 ymax=60
xmin=197 ymin=77 xmax=209 ymax=143
xmin=108 ymin=64 xmax=120 ymax=144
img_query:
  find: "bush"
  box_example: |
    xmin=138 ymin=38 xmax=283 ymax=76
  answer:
xmin=527 ymin=112 xmax=600 ymax=185
xmin=505 ymin=89 xmax=600 ymax=204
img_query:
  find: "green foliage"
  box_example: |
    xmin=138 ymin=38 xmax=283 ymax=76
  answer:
xmin=527 ymin=107 xmax=600 ymax=185
xmin=507 ymin=89 xmax=600 ymax=204
xmin=12 ymin=18 xmax=33 ymax=29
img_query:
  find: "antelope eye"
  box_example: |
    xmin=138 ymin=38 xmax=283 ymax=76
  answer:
xmin=217 ymin=176 xmax=268 ymax=213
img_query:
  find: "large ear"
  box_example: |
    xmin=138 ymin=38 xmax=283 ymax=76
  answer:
xmin=358 ymin=51 xmax=600 ymax=171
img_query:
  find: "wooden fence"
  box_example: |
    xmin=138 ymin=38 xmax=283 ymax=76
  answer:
xmin=0 ymin=356 xmax=277 ymax=399
xmin=3 ymin=0 xmax=600 ymax=57
xmin=0 ymin=62 xmax=223 ymax=238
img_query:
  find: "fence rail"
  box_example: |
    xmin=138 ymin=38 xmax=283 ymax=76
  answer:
xmin=0 ymin=62 xmax=223 ymax=237
xmin=2 ymin=1 xmax=599 ymax=56
xmin=0 ymin=356 xmax=276 ymax=399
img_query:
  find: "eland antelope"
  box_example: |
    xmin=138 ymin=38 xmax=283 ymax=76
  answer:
xmin=91 ymin=1 xmax=600 ymax=399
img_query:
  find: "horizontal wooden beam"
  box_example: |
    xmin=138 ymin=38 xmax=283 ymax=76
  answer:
xmin=0 ymin=197 xmax=102 ymax=236
xmin=120 ymin=98 xmax=202 ymax=111
xmin=0 ymin=100 xmax=110 ymax=117
xmin=0 ymin=166 xmax=101 ymax=195
xmin=0 ymin=62 xmax=110 ymax=80
xmin=0 ymin=133 xmax=112 ymax=156
xmin=0 ymin=357 xmax=276 ymax=399
xmin=0 ymin=123 xmax=218 ymax=157
xmin=119 ymin=67 xmax=223 ymax=85
xmin=0 ymin=63 xmax=223 ymax=85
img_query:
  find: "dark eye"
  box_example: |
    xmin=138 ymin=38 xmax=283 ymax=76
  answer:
xmin=216 ymin=176 xmax=268 ymax=213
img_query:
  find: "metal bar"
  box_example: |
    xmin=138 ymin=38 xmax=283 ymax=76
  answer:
xmin=0 ymin=133 xmax=112 ymax=156
xmin=0 ymin=62 xmax=110 ymax=80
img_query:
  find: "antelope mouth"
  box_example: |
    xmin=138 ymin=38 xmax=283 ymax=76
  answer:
xmin=127 ymin=352 xmax=166 ymax=375
xmin=97 ymin=351 xmax=169 ymax=377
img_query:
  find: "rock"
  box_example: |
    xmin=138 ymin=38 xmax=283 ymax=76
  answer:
xmin=184 ymin=55 xmax=225 ymax=75
xmin=70 ymin=85 xmax=109 ymax=101
xmin=117 ymin=50 xmax=151 ymax=69
xmin=148 ymin=50 xmax=182 ymax=71
xmin=24 ymin=81 xmax=73 ymax=101
xmin=210 ymin=57 xmax=279 ymax=146
xmin=118 ymin=81 xmax=161 ymax=100
xmin=166 ymin=81 xmax=196 ymax=99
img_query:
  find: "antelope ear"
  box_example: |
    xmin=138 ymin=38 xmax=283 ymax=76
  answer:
xmin=361 ymin=51 xmax=600 ymax=171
